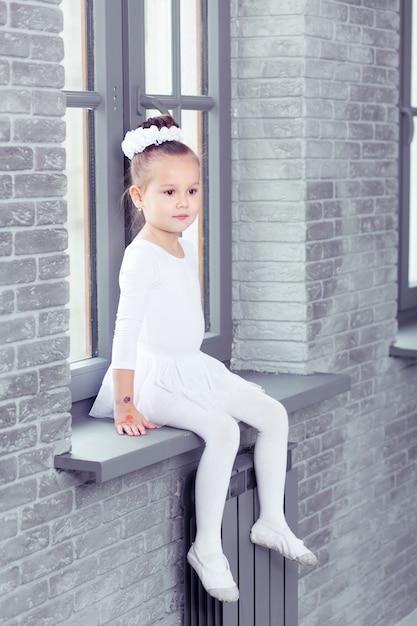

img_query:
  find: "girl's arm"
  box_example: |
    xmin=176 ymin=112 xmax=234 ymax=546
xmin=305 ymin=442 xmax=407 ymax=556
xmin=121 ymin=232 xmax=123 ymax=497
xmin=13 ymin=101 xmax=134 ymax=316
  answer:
xmin=113 ymin=368 xmax=156 ymax=436
xmin=111 ymin=243 xmax=159 ymax=436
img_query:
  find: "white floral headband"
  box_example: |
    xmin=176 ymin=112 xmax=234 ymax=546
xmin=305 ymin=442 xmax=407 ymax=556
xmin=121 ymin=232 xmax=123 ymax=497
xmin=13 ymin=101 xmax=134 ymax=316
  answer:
xmin=121 ymin=124 xmax=184 ymax=160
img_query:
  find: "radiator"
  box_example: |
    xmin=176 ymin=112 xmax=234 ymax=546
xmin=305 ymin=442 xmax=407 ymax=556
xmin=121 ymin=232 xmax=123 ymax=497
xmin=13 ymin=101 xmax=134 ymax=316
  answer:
xmin=184 ymin=449 xmax=298 ymax=626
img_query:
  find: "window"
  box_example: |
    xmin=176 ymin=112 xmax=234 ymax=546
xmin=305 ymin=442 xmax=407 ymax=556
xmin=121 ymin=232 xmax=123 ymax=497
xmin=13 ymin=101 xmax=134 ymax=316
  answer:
xmin=399 ymin=0 xmax=417 ymax=320
xmin=62 ymin=0 xmax=231 ymax=402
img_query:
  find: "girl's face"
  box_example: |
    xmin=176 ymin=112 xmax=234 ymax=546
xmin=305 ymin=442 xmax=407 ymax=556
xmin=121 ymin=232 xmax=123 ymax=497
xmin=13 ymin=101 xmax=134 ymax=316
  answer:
xmin=130 ymin=154 xmax=200 ymax=237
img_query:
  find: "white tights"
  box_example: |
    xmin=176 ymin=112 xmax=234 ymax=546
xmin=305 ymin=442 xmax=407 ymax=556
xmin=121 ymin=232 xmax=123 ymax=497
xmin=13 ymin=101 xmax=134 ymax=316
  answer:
xmin=154 ymin=384 xmax=290 ymax=557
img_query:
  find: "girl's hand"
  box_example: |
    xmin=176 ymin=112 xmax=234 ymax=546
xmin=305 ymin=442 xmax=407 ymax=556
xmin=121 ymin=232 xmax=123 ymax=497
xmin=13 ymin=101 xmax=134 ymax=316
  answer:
xmin=114 ymin=406 xmax=156 ymax=436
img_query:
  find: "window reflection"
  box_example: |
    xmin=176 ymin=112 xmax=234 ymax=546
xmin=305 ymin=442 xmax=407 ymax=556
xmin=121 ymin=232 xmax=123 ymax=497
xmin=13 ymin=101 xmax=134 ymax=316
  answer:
xmin=61 ymin=0 xmax=86 ymax=91
xmin=64 ymin=108 xmax=91 ymax=361
xmin=408 ymin=4 xmax=417 ymax=288
xmin=144 ymin=0 xmax=173 ymax=95
xmin=180 ymin=0 xmax=204 ymax=95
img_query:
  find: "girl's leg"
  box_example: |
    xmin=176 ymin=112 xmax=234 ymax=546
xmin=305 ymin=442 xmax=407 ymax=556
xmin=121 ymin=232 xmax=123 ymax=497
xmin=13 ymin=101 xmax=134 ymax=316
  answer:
xmin=154 ymin=397 xmax=241 ymax=556
xmin=155 ymin=398 xmax=241 ymax=600
xmin=219 ymin=386 xmax=289 ymax=527
xmin=219 ymin=384 xmax=317 ymax=565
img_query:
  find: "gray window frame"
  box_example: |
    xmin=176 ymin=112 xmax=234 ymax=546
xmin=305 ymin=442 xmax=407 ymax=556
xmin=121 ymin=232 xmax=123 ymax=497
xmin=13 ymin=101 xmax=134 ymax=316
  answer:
xmin=399 ymin=0 xmax=417 ymax=321
xmin=68 ymin=0 xmax=232 ymax=402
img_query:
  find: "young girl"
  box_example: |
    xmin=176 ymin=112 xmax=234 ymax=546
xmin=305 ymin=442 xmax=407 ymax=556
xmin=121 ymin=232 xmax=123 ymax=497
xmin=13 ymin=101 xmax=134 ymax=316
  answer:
xmin=90 ymin=114 xmax=317 ymax=603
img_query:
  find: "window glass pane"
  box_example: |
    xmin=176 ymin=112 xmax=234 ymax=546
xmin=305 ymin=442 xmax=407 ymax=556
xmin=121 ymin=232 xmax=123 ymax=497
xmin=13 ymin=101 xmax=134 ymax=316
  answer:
xmin=408 ymin=5 xmax=417 ymax=289
xmin=412 ymin=5 xmax=417 ymax=106
xmin=180 ymin=0 xmax=203 ymax=95
xmin=145 ymin=0 xmax=173 ymax=94
xmin=62 ymin=0 xmax=87 ymax=91
xmin=65 ymin=107 xmax=92 ymax=362
xmin=409 ymin=133 xmax=417 ymax=287
xmin=181 ymin=108 xmax=203 ymax=252
xmin=181 ymin=109 xmax=209 ymax=327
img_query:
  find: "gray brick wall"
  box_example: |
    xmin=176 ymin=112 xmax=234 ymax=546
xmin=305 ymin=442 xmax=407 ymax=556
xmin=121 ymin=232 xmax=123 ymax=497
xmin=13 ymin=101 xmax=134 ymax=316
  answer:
xmin=0 ymin=0 xmax=71 ymax=452
xmin=232 ymin=1 xmax=417 ymax=625
xmin=1 ymin=1 xmax=417 ymax=625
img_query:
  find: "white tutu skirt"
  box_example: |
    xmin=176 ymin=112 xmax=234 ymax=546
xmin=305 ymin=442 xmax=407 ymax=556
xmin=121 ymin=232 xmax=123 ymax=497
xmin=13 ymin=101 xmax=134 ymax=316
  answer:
xmin=89 ymin=347 xmax=263 ymax=427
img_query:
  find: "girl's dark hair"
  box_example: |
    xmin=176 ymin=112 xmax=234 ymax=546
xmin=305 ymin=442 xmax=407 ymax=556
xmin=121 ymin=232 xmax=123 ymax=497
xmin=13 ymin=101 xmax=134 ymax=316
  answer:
xmin=123 ymin=114 xmax=199 ymax=236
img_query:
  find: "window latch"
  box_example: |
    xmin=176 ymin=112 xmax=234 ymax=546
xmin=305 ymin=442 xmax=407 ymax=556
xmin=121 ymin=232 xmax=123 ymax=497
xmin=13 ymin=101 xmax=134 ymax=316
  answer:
xmin=400 ymin=107 xmax=415 ymax=144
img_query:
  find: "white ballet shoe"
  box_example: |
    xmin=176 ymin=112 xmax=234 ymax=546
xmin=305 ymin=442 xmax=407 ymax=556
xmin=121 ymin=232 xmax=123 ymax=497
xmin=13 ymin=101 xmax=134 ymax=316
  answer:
xmin=187 ymin=544 xmax=240 ymax=602
xmin=250 ymin=520 xmax=318 ymax=566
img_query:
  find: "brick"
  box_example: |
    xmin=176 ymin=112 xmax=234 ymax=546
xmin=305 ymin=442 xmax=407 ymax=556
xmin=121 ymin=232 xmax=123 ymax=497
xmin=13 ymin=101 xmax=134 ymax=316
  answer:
xmin=18 ymin=596 xmax=73 ymax=626
xmin=0 ymin=372 xmax=38 ymax=400
xmin=74 ymin=570 xmax=121 ymax=612
xmin=0 ymin=260 xmax=36 ymax=285
xmin=39 ymin=362 xmax=70 ymax=391
xmin=16 ymin=281 xmax=69 ymax=310
xmin=40 ymin=411 xmax=72 ymax=442
xmin=49 ymin=556 xmax=98 ymax=597
xmin=11 ymin=3 xmax=63 ymax=33
xmin=18 ymin=446 xmax=52 ymax=477
xmin=0 ymin=455 xmax=18 ymax=484
xmin=98 ymin=535 xmax=145 ymax=575
xmin=21 ymin=542 xmax=73 ymax=583
xmin=102 ymin=484 xmax=149 ymax=522
xmin=0 ymin=477 xmax=37 ymax=513
xmin=0 ymin=564 xmax=19 ymax=594
xmin=35 ymin=147 xmax=65 ymax=171
xmin=21 ymin=491 xmax=73 ymax=530
xmin=38 ymin=308 xmax=70 ymax=335
xmin=17 ymin=336 xmax=69 ymax=368
xmin=306 ymin=221 xmax=335 ymax=241
xmin=15 ymin=173 xmax=66 ymax=198
xmin=124 ymin=500 xmax=166 ymax=538
xmin=0 ymin=118 xmax=11 ymax=141
xmin=14 ymin=118 xmax=65 ymax=143
xmin=0 ymin=404 xmax=17 ymax=430
xmin=125 ymin=549 xmax=168 ymax=593
xmin=0 ymin=346 xmax=15 ymax=373
xmin=32 ymin=34 xmax=64 ymax=62
xmin=0 ymin=512 xmax=18 ymax=541
xmin=0 ymin=59 xmax=10 ymax=84
xmin=32 ymin=89 xmax=66 ymax=116
xmin=61 ymin=605 xmax=100 ymax=626
xmin=0 ymin=202 xmax=35 ymax=227
xmin=0 ymin=174 xmax=12 ymax=198
xmin=36 ymin=199 xmax=67 ymax=225
xmin=0 ymin=31 xmax=30 ymax=57
xmin=19 ymin=389 xmax=71 ymax=422
xmin=12 ymin=60 xmax=64 ymax=88
xmin=0 ymin=290 xmax=15 ymax=315
xmin=37 ymin=468 xmax=79 ymax=498
xmin=0 ymin=316 xmax=35 ymax=344
xmin=306 ymin=181 xmax=334 ymax=200
xmin=52 ymin=504 xmax=102 ymax=544
xmin=0 ymin=580 xmax=48 ymax=621
xmin=74 ymin=521 xmax=124 ymax=559
xmin=0 ymin=88 xmax=31 ymax=113
xmin=39 ymin=254 xmax=69 ymax=279
xmin=0 ymin=2 xmax=6 ymax=25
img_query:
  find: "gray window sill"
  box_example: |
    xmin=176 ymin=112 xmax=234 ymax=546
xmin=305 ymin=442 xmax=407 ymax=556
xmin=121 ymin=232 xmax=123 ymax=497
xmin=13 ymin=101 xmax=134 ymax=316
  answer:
xmin=54 ymin=371 xmax=351 ymax=483
xmin=389 ymin=320 xmax=417 ymax=358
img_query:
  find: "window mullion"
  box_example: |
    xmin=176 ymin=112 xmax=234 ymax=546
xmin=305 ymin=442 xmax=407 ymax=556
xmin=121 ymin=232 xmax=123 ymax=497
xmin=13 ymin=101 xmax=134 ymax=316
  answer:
xmin=65 ymin=90 xmax=102 ymax=109
xmin=172 ymin=0 xmax=181 ymax=118
xmin=139 ymin=94 xmax=215 ymax=111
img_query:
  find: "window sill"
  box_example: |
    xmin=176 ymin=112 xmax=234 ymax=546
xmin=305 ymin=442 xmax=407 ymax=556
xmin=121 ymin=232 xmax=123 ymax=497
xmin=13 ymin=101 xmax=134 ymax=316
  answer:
xmin=389 ymin=320 xmax=417 ymax=358
xmin=54 ymin=371 xmax=351 ymax=483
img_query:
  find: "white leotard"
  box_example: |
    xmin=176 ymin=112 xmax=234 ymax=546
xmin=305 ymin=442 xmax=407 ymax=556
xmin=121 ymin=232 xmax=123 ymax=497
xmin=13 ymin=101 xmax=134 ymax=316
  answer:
xmin=90 ymin=238 xmax=257 ymax=424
